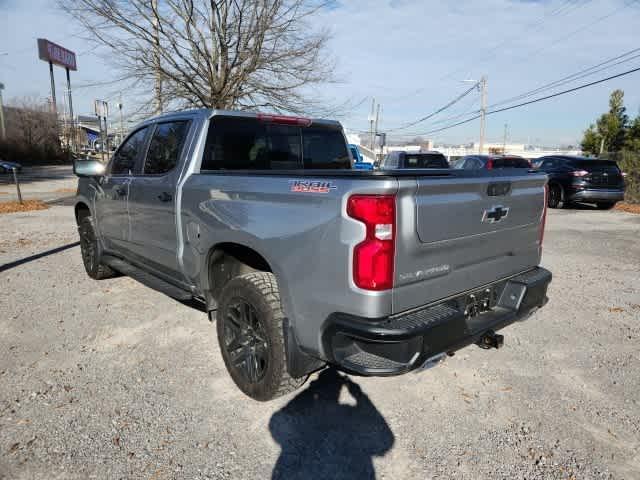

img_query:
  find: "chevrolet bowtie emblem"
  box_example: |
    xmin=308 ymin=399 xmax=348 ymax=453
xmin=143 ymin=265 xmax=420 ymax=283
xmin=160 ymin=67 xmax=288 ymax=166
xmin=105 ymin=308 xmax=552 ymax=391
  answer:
xmin=483 ymin=206 xmax=509 ymax=223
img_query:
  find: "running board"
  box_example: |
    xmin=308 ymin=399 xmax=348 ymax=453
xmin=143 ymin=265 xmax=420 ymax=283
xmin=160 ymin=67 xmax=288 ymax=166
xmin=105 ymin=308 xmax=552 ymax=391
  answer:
xmin=103 ymin=255 xmax=193 ymax=301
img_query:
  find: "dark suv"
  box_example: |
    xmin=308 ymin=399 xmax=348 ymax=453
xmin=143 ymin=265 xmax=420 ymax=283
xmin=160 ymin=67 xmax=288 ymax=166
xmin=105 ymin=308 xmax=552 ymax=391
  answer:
xmin=535 ymin=155 xmax=625 ymax=209
xmin=378 ymin=151 xmax=449 ymax=169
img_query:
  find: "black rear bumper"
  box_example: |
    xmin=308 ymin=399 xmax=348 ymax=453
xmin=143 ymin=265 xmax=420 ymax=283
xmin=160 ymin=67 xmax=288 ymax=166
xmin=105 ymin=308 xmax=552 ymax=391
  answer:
xmin=322 ymin=267 xmax=552 ymax=376
xmin=567 ymin=188 xmax=624 ymax=203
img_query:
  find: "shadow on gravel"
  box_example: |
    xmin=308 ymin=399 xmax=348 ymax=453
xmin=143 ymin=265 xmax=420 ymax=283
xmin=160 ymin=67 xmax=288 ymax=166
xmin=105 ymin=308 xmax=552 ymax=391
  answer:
xmin=0 ymin=241 xmax=80 ymax=273
xmin=269 ymin=368 xmax=394 ymax=480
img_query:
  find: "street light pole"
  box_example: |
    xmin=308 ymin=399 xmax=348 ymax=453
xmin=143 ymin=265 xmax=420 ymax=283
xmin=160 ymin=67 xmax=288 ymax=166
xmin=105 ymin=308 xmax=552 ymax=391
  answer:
xmin=478 ymin=76 xmax=487 ymax=155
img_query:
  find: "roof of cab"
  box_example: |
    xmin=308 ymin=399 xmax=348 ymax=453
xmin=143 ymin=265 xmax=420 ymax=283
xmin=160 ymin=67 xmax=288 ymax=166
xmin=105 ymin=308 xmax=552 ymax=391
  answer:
xmin=135 ymin=108 xmax=342 ymax=128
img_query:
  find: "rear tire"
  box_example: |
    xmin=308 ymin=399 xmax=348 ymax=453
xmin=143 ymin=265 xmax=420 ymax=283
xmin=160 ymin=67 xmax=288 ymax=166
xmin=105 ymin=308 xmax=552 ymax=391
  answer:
xmin=596 ymin=201 xmax=617 ymax=210
xmin=78 ymin=216 xmax=116 ymax=280
xmin=216 ymin=272 xmax=307 ymax=401
xmin=547 ymin=183 xmax=566 ymax=209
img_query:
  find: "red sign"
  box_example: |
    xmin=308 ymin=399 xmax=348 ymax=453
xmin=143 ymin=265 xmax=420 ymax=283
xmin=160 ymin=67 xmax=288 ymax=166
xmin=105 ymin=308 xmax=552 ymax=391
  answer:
xmin=37 ymin=38 xmax=77 ymax=71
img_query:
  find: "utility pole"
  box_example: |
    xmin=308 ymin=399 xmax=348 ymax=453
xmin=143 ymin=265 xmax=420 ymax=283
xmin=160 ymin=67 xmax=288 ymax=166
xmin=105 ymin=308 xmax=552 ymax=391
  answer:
xmin=118 ymin=96 xmax=124 ymax=145
xmin=374 ymin=103 xmax=382 ymax=160
xmin=368 ymin=98 xmax=375 ymax=150
xmin=478 ymin=75 xmax=487 ymax=155
xmin=0 ymin=82 xmax=5 ymax=141
xmin=152 ymin=0 xmax=163 ymax=115
xmin=502 ymin=123 xmax=508 ymax=154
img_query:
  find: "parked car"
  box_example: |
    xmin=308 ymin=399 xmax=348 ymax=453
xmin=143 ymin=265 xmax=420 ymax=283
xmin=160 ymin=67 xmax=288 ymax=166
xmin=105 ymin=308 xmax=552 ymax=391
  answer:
xmin=348 ymin=143 xmax=364 ymax=163
xmin=353 ymin=161 xmax=373 ymax=170
xmin=456 ymin=155 xmax=531 ymax=170
xmin=348 ymin=144 xmax=373 ymax=170
xmin=73 ymin=109 xmax=551 ymax=401
xmin=0 ymin=160 xmax=22 ymax=173
xmin=379 ymin=151 xmax=449 ymax=169
xmin=535 ymin=155 xmax=625 ymax=209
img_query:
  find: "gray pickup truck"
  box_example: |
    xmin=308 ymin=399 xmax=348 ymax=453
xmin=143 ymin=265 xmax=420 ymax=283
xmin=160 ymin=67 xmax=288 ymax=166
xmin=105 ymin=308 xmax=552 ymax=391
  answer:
xmin=74 ymin=109 xmax=551 ymax=401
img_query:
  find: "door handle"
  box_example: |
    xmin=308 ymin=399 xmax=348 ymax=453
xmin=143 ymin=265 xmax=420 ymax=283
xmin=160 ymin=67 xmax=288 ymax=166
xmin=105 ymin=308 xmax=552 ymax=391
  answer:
xmin=158 ymin=192 xmax=173 ymax=202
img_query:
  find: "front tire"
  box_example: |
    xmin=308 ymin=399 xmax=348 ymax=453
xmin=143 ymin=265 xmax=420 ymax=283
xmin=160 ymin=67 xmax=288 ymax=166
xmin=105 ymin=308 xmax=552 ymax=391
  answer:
xmin=78 ymin=216 xmax=116 ymax=280
xmin=216 ymin=272 xmax=307 ymax=401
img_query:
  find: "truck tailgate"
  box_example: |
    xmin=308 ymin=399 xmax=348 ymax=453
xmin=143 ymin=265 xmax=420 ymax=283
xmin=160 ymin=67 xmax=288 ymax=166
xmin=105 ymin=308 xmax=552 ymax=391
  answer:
xmin=393 ymin=171 xmax=547 ymax=314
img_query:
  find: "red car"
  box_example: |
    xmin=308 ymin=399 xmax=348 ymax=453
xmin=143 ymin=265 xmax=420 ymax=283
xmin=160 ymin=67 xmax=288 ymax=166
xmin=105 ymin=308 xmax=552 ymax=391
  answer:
xmin=456 ymin=155 xmax=531 ymax=170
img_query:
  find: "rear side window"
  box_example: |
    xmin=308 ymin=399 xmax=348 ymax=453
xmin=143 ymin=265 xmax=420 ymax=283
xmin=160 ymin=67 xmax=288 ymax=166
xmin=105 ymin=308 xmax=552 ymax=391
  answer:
xmin=143 ymin=121 xmax=190 ymax=175
xmin=404 ymin=153 xmax=448 ymax=168
xmin=302 ymin=128 xmax=350 ymax=169
xmin=202 ymin=117 xmax=300 ymax=170
xmin=111 ymin=127 xmax=149 ymax=175
xmin=201 ymin=117 xmax=349 ymax=170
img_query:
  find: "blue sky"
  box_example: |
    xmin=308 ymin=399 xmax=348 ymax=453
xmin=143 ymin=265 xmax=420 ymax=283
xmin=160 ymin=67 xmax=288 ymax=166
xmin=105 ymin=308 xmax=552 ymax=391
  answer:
xmin=1 ymin=0 xmax=639 ymax=146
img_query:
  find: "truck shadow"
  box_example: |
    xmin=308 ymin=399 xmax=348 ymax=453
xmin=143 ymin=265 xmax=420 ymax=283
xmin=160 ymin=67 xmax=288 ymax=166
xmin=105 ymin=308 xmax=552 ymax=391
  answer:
xmin=269 ymin=368 xmax=394 ymax=480
xmin=0 ymin=241 xmax=80 ymax=273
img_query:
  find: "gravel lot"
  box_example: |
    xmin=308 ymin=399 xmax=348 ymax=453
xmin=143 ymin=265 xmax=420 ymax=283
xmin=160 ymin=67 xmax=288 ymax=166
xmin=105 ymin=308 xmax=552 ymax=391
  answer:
xmin=1 ymin=205 xmax=639 ymax=479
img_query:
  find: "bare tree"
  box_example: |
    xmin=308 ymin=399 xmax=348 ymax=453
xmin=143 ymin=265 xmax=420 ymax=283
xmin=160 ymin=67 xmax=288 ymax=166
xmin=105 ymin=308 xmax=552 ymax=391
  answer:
xmin=59 ymin=0 xmax=337 ymax=116
xmin=0 ymin=97 xmax=65 ymax=164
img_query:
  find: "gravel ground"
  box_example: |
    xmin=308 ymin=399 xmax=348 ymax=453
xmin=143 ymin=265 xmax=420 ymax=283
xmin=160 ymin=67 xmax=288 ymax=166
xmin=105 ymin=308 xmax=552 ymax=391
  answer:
xmin=1 ymin=206 xmax=639 ymax=480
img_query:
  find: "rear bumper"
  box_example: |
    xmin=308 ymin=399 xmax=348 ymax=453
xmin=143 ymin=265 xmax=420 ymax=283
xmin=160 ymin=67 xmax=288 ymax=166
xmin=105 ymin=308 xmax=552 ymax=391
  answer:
xmin=322 ymin=267 xmax=551 ymax=376
xmin=568 ymin=188 xmax=624 ymax=202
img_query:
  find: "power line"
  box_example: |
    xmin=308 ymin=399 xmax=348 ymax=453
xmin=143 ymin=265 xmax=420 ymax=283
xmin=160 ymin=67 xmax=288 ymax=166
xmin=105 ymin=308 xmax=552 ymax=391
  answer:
xmin=438 ymin=0 xmax=590 ymax=84
xmin=488 ymin=47 xmax=640 ymax=108
xmin=396 ymin=46 xmax=640 ymax=135
xmin=390 ymin=0 xmax=591 ymax=102
xmin=385 ymin=83 xmax=477 ymax=132
xmin=488 ymin=66 xmax=640 ymax=115
xmin=397 ymin=65 xmax=640 ymax=137
xmin=513 ymin=0 xmax=639 ymax=66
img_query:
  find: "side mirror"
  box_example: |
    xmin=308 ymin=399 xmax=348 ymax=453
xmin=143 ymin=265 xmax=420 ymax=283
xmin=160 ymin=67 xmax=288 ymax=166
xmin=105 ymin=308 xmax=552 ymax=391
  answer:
xmin=74 ymin=159 xmax=106 ymax=178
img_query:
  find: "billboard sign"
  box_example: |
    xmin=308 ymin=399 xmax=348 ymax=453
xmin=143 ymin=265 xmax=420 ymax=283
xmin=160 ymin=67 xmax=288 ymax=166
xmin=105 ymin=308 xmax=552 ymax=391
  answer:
xmin=37 ymin=38 xmax=77 ymax=71
xmin=94 ymin=99 xmax=108 ymax=118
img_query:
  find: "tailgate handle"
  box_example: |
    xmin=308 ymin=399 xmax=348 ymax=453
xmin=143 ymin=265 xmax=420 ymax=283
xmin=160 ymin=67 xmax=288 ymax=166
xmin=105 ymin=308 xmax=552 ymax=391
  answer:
xmin=487 ymin=182 xmax=511 ymax=196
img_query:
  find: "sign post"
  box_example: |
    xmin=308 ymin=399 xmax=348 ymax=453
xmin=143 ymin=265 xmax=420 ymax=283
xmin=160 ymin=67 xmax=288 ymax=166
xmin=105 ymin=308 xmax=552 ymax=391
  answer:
xmin=0 ymin=82 xmax=5 ymax=141
xmin=37 ymin=39 xmax=77 ymax=151
xmin=94 ymin=100 xmax=109 ymax=164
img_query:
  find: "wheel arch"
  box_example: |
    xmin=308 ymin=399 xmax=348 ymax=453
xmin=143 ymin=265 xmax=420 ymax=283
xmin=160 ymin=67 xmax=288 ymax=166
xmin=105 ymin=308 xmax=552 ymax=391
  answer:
xmin=205 ymin=242 xmax=274 ymax=304
xmin=74 ymin=201 xmax=91 ymax=224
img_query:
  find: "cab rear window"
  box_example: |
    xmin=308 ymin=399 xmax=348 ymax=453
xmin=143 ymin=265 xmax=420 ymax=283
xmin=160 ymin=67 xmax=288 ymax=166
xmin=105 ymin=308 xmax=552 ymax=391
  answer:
xmin=492 ymin=157 xmax=530 ymax=168
xmin=201 ymin=116 xmax=350 ymax=170
xmin=404 ymin=153 xmax=448 ymax=168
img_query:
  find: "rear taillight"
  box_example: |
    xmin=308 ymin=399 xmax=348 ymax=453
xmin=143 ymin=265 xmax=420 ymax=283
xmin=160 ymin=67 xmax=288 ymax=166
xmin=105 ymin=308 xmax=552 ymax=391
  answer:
xmin=347 ymin=195 xmax=396 ymax=291
xmin=486 ymin=159 xmax=494 ymax=170
xmin=256 ymin=113 xmax=312 ymax=127
xmin=569 ymin=170 xmax=589 ymax=177
xmin=540 ymin=184 xmax=548 ymax=248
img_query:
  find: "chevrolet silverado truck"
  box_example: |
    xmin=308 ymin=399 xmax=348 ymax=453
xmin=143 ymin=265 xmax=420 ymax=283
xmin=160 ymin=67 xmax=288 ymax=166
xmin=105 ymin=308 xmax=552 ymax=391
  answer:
xmin=73 ymin=109 xmax=551 ymax=401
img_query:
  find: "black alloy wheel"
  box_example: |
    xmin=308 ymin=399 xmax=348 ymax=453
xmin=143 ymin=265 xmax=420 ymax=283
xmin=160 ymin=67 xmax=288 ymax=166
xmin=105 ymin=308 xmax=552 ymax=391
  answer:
xmin=223 ymin=299 xmax=269 ymax=384
xmin=78 ymin=216 xmax=115 ymax=279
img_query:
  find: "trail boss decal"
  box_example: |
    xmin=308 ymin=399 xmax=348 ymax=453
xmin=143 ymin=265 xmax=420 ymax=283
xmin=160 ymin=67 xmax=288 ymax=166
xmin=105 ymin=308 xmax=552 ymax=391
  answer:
xmin=289 ymin=180 xmax=337 ymax=193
